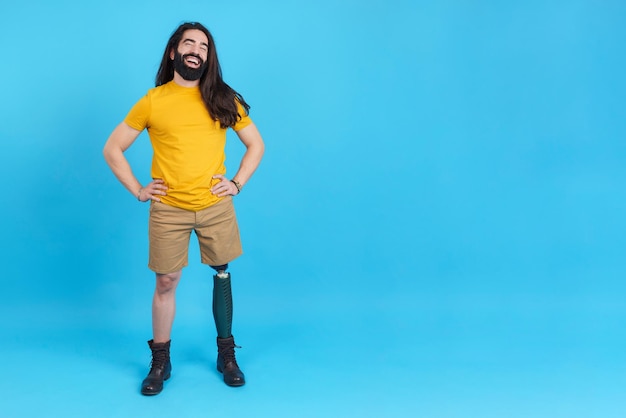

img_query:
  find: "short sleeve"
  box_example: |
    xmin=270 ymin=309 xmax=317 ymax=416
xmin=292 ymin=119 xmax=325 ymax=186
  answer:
xmin=124 ymin=94 xmax=151 ymax=131
xmin=233 ymin=100 xmax=253 ymax=131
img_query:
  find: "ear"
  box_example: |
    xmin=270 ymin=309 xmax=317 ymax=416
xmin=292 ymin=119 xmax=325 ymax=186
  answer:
xmin=169 ymin=48 xmax=175 ymax=60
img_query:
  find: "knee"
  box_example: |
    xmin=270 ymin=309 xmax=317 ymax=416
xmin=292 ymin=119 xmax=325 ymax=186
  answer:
xmin=155 ymin=271 xmax=181 ymax=294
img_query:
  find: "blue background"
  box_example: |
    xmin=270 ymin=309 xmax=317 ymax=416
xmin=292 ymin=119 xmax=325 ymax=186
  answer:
xmin=1 ymin=0 xmax=625 ymax=416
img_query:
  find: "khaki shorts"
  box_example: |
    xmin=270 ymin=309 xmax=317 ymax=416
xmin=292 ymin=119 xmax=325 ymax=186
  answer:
xmin=148 ymin=197 xmax=243 ymax=273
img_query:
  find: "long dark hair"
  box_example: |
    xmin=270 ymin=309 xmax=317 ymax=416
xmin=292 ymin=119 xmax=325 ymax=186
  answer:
xmin=155 ymin=22 xmax=249 ymax=128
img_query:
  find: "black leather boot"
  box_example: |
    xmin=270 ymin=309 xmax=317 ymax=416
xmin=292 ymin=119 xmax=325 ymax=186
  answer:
xmin=217 ymin=336 xmax=245 ymax=387
xmin=141 ymin=339 xmax=172 ymax=396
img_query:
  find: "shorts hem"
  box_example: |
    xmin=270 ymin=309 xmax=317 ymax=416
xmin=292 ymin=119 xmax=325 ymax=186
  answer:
xmin=200 ymin=252 xmax=243 ymax=267
xmin=148 ymin=262 xmax=188 ymax=275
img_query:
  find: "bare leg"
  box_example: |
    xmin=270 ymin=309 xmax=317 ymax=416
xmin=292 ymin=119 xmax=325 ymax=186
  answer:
xmin=152 ymin=270 xmax=182 ymax=343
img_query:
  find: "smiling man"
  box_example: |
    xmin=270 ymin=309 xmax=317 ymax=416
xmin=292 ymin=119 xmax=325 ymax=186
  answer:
xmin=103 ymin=22 xmax=264 ymax=396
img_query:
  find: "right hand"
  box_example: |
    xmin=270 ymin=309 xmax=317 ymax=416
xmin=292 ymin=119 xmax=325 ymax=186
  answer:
xmin=138 ymin=179 xmax=168 ymax=202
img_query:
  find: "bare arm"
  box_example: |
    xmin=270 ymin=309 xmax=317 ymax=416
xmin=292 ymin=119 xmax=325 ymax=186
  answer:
xmin=212 ymin=122 xmax=265 ymax=197
xmin=103 ymin=122 xmax=167 ymax=201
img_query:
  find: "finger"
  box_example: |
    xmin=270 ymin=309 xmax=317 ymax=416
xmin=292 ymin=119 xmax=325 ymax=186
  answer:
xmin=211 ymin=184 xmax=225 ymax=193
xmin=145 ymin=187 xmax=159 ymax=196
xmin=212 ymin=174 xmax=226 ymax=180
xmin=221 ymin=186 xmax=234 ymax=197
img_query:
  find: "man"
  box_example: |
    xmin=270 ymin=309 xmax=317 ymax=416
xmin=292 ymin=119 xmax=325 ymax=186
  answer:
xmin=103 ymin=22 xmax=264 ymax=396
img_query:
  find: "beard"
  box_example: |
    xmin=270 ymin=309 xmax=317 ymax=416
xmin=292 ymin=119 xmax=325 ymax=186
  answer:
xmin=173 ymin=50 xmax=207 ymax=81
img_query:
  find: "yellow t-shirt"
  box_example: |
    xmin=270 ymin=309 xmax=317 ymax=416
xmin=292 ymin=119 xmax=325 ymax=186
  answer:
xmin=124 ymin=81 xmax=252 ymax=211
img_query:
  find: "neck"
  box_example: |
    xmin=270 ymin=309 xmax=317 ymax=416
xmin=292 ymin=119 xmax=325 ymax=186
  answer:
xmin=173 ymin=71 xmax=200 ymax=88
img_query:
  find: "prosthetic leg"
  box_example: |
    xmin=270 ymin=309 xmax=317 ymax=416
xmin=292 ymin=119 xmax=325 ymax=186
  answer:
xmin=212 ymin=264 xmax=245 ymax=386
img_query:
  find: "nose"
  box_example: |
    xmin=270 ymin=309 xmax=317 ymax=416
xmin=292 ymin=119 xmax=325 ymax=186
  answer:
xmin=190 ymin=43 xmax=205 ymax=57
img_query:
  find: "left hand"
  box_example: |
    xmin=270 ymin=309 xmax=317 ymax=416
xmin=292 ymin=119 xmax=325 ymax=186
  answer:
xmin=211 ymin=174 xmax=239 ymax=197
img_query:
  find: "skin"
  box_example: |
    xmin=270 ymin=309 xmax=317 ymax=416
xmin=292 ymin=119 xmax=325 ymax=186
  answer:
xmin=103 ymin=29 xmax=265 ymax=343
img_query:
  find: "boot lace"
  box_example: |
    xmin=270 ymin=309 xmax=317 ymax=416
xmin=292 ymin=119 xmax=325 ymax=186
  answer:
xmin=218 ymin=343 xmax=242 ymax=364
xmin=150 ymin=349 xmax=168 ymax=370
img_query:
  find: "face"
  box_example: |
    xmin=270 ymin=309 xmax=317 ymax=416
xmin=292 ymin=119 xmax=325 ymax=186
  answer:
xmin=171 ymin=29 xmax=210 ymax=81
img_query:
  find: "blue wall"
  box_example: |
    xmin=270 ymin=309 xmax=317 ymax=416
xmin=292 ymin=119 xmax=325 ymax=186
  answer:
xmin=1 ymin=0 xmax=625 ymax=416
xmin=2 ymin=0 xmax=623 ymax=306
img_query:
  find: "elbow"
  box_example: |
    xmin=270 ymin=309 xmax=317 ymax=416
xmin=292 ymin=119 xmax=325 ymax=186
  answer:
xmin=245 ymin=139 xmax=265 ymax=161
xmin=102 ymin=142 xmax=120 ymax=165
xmin=255 ymin=139 xmax=265 ymax=157
xmin=102 ymin=143 xmax=113 ymax=163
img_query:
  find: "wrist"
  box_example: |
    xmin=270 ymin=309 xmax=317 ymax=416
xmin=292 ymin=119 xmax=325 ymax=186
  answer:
xmin=230 ymin=179 xmax=242 ymax=194
xmin=137 ymin=187 xmax=143 ymax=201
